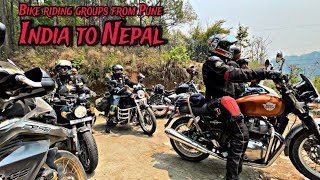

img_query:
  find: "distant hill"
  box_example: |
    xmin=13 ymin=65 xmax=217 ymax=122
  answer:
xmin=271 ymin=51 xmax=320 ymax=78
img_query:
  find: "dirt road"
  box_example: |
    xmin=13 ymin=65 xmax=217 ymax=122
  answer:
xmin=88 ymin=117 xmax=305 ymax=180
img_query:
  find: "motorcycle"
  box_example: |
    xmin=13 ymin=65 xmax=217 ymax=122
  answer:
xmin=99 ymin=75 xmax=157 ymax=136
xmin=149 ymin=65 xmax=202 ymax=118
xmin=45 ymin=87 xmax=99 ymax=173
xmin=164 ymin=51 xmax=320 ymax=179
xmin=0 ymin=61 xmax=87 ymax=179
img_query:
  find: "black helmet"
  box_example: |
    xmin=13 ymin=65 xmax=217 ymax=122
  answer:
xmin=229 ymin=46 xmax=241 ymax=55
xmin=208 ymin=34 xmax=238 ymax=59
xmin=0 ymin=22 xmax=6 ymax=46
xmin=237 ymin=58 xmax=250 ymax=65
xmin=112 ymin=64 xmax=123 ymax=76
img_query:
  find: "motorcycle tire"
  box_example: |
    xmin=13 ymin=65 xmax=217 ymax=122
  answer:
xmin=170 ymin=118 xmax=210 ymax=162
xmin=78 ymin=131 xmax=99 ymax=173
xmin=149 ymin=95 xmax=167 ymax=118
xmin=54 ymin=150 xmax=87 ymax=180
xmin=289 ymin=131 xmax=320 ymax=179
xmin=139 ymin=107 xmax=157 ymax=136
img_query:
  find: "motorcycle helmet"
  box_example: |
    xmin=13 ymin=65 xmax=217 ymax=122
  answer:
xmin=112 ymin=64 xmax=123 ymax=77
xmin=186 ymin=64 xmax=198 ymax=76
xmin=229 ymin=46 xmax=241 ymax=55
xmin=208 ymin=34 xmax=238 ymax=59
xmin=0 ymin=22 xmax=5 ymax=46
xmin=55 ymin=60 xmax=72 ymax=76
xmin=154 ymin=84 xmax=165 ymax=94
xmin=237 ymin=58 xmax=250 ymax=68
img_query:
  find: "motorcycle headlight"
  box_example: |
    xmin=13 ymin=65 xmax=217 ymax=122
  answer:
xmin=137 ymin=90 xmax=145 ymax=99
xmin=74 ymin=106 xmax=87 ymax=118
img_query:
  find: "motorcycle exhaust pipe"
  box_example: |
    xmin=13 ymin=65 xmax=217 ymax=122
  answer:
xmin=165 ymin=128 xmax=214 ymax=155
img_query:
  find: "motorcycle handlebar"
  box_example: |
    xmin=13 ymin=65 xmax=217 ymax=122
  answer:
xmin=15 ymin=75 xmax=42 ymax=88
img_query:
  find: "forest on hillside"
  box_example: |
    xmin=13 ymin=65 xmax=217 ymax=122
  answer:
xmin=0 ymin=0 xmax=319 ymax=94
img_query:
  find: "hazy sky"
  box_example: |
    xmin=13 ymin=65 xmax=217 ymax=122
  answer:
xmin=183 ymin=0 xmax=320 ymax=57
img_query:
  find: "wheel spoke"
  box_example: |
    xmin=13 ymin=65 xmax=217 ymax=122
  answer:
xmin=63 ymin=160 xmax=70 ymax=173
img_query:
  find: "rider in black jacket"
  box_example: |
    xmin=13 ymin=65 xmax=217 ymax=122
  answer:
xmin=105 ymin=64 xmax=138 ymax=133
xmin=202 ymin=34 xmax=280 ymax=180
xmin=54 ymin=60 xmax=90 ymax=95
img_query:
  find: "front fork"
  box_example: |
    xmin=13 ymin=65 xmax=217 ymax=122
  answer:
xmin=71 ymin=125 xmax=82 ymax=156
xmin=290 ymin=93 xmax=320 ymax=140
xmin=299 ymin=113 xmax=320 ymax=140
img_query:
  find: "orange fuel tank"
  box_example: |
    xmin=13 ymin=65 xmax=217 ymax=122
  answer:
xmin=236 ymin=94 xmax=285 ymax=117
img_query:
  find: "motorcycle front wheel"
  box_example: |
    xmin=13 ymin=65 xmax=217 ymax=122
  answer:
xmin=78 ymin=131 xmax=99 ymax=173
xmin=170 ymin=118 xmax=210 ymax=162
xmin=139 ymin=107 xmax=157 ymax=135
xmin=289 ymin=131 xmax=320 ymax=179
xmin=54 ymin=150 xmax=87 ymax=180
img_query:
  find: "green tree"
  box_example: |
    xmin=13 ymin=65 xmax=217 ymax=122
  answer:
xmin=187 ymin=20 xmax=229 ymax=62
xmin=236 ymin=24 xmax=251 ymax=53
xmin=163 ymin=45 xmax=189 ymax=61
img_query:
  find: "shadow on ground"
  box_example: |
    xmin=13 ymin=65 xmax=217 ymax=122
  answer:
xmin=93 ymin=121 xmax=153 ymax=138
xmin=152 ymin=152 xmax=271 ymax=180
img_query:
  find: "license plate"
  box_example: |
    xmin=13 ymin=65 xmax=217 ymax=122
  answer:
xmin=70 ymin=116 xmax=93 ymax=125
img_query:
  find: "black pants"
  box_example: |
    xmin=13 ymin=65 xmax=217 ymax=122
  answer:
xmin=207 ymin=96 xmax=249 ymax=180
xmin=225 ymin=119 xmax=249 ymax=180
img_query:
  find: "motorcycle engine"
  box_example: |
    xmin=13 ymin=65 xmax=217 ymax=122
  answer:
xmin=243 ymin=117 xmax=270 ymax=162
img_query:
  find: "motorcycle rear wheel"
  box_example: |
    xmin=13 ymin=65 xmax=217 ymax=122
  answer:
xmin=149 ymin=94 xmax=167 ymax=118
xmin=54 ymin=150 xmax=87 ymax=180
xmin=289 ymin=131 xmax=320 ymax=179
xmin=170 ymin=118 xmax=210 ymax=162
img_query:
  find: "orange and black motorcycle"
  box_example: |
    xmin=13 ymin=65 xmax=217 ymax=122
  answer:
xmin=164 ymin=52 xmax=320 ymax=179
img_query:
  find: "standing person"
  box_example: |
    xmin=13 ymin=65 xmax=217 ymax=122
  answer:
xmin=228 ymin=46 xmax=245 ymax=97
xmin=202 ymin=34 xmax=281 ymax=180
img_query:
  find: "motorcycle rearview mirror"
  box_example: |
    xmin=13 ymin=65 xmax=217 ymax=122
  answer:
xmin=174 ymin=82 xmax=177 ymax=85
xmin=276 ymin=50 xmax=283 ymax=63
xmin=276 ymin=50 xmax=285 ymax=71
xmin=138 ymin=73 xmax=145 ymax=83
xmin=0 ymin=22 xmax=6 ymax=46
xmin=265 ymin=59 xmax=270 ymax=68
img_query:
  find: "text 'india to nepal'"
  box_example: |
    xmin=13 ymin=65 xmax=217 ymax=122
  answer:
xmin=18 ymin=20 xmax=167 ymax=47
xmin=18 ymin=3 xmax=163 ymax=18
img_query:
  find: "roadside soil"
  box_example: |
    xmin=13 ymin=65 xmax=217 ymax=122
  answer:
xmin=88 ymin=116 xmax=305 ymax=180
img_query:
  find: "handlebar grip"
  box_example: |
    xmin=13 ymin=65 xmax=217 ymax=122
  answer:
xmin=15 ymin=75 xmax=42 ymax=88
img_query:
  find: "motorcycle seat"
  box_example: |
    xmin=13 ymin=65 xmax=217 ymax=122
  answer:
xmin=178 ymin=103 xmax=211 ymax=115
xmin=191 ymin=103 xmax=211 ymax=115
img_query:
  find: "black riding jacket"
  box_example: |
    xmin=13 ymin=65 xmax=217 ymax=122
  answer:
xmin=202 ymin=56 xmax=266 ymax=100
xmin=226 ymin=60 xmax=246 ymax=97
xmin=106 ymin=75 xmax=137 ymax=95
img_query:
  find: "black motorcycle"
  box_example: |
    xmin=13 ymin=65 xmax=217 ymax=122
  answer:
xmin=98 ymin=76 xmax=157 ymax=136
xmin=45 ymin=89 xmax=99 ymax=173
xmin=149 ymin=65 xmax=201 ymax=117
xmin=0 ymin=61 xmax=86 ymax=180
